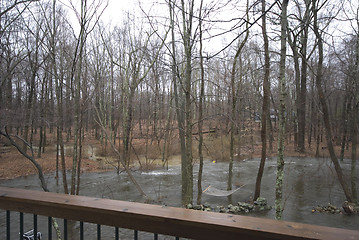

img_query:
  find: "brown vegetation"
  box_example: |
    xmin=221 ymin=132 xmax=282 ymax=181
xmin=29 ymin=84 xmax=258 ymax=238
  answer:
xmin=1 ymin=123 xmax=356 ymax=180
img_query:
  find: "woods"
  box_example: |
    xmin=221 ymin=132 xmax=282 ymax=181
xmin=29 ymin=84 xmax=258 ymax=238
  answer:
xmin=0 ymin=0 xmax=358 ymax=212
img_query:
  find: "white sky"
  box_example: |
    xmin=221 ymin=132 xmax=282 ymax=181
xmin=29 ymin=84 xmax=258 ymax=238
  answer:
xmin=60 ymin=0 xmax=355 ymax=56
xmin=62 ymin=0 xmax=239 ymax=54
xmin=102 ymin=0 xmax=137 ymax=25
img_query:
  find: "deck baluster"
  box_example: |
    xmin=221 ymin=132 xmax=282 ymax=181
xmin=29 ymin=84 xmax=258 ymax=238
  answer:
xmin=33 ymin=214 xmax=37 ymax=240
xmin=80 ymin=221 xmax=84 ymax=240
xmin=97 ymin=224 xmax=101 ymax=240
xmin=64 ymin=219 xmax=67 ymax=240
xmin=48 ymin=217 xmax=52 ymax=240
xmin=115 ymin=227 xmax=119 ymax=240
xmin=6 ymin=210 xmax=10 ymax=240
xmin=134 ymin=230 xmax=138 ymax=240
xmin=20 ymin=212 xmax=23 ymax=240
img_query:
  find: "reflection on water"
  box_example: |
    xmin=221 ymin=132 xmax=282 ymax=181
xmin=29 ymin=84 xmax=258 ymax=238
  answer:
xmin=1 ymin=157 xmax=358 ymax=239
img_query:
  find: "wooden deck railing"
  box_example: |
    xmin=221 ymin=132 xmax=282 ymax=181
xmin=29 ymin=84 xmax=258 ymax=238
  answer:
xmin=1 ymin=186 xmax=358 ymax=240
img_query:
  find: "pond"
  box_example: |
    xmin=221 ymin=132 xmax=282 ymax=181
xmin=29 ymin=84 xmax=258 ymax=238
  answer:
xmin=1 ymin=157 xmax=358 ymax=239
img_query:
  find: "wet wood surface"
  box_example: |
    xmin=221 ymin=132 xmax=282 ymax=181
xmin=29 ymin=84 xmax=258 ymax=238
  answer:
xmin=0 ymin=187 xmax=358 ymax=240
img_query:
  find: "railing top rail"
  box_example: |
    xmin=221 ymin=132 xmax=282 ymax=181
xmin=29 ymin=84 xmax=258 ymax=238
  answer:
xmin=0 ymin=187 xmax=358 ymax=240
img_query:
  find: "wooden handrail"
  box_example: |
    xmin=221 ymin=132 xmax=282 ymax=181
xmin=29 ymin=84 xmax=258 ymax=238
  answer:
xmin=0 ymin=187 xmax=358 ymax=240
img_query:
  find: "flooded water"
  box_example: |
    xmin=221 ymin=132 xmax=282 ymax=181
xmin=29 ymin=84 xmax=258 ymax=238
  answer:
xmin=1 ymin=157 xmax=358 ymax=239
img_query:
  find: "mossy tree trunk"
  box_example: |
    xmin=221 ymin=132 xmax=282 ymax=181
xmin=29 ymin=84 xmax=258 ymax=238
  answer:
xmin=275 ymin=0 xmax=289 ymax=220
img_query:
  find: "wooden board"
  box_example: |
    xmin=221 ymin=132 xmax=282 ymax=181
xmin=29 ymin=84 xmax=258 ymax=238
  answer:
xmin=0 ymin=187 xmax=358 ymax=240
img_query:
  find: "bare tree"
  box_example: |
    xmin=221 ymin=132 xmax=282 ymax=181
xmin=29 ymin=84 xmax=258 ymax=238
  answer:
xmin=312 ymin=0 xmax=353 ymax=203
xmin=0 ymin=128 xmax=62 ymax=239
xmin=227 ymin=0 xmax=249 ymax=203
xmin=275 ymin=0 xmax=289 ymax=220
xmin=254 ymin=0 xmax=270 ymax=201
xmin=196 ymin=0 xmax=205 ymax=205
xmin=68 ymin=0 xmax=108 ymax=195
xmin=297 ymin=0 xmax=311 ymax=152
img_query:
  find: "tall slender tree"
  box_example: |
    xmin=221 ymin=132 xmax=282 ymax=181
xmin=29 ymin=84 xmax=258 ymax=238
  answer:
xmin=275 ymin=0 xmax=289 ymax=220
xmin=254 ymin=0 xmax=270 ymax=201
xmin=197 ymin=0 xmax=205 ymax=205
xmin=181 ymin=0 xmax=195 ymax=206
xmin=297 ymin=0 xmax=311 ymax=152
xmin=312 ymin=0 xmax=353 ymax=203
xmin=227 ymin=0 xmax=249 ymax=203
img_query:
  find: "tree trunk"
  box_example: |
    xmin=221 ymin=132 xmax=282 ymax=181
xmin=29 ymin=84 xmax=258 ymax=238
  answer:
xmin=297 ymin=0 xmax=311 ymax=152
xmin=287 ymin=29 xmax=300 ymax=151
xmin=38 ymin=75 xmax=46 ymax=158
xmin=168 ymin=1 xmax=187 ymax=204
xmin=340 ymin=97 xmax=349 ymax=161
xmin=162 ymin=86 xmax=173 ymax=169
xmin=122 ymin=88 xmax=134 ymax=168
xmin=275 ymin=0 xmax=289 ymax=220
xmin=179 ymin=0 xmax=194 ymax=206
xmin=71 ymin=0 xmax=87 ymax=195
xmin=254 ymin=0 xmax=270 ymax=201
xmin=52 ymin=0 xmax=68 ymax=194
xmin=228 ymin=0 xmax=249 ymax=203
xmin=76 ymin=119 xmax=83 ymax=195
xmin=350 ymin=31 xmax=359 ymax=203
xmin=313 ymin=0 xmax=353 ymax=203
xmin=23 ymin=63 xmax=36 ymax=154
xmin=197 ymin=0 xmax=204 ymax=205
xmin=38 ymin=126 xmax=43 ymax=158
xmin=56 ymin=135 xmax=59 ymax=185
xmin=350 ymin=101 xmax=358 ymax=203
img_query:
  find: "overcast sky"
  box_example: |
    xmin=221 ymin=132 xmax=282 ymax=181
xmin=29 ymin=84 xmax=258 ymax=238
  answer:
xmin=60 ymin=0 xmax=242 ymax=54
xmin=60 ymin=0 xmax=356 ymax=56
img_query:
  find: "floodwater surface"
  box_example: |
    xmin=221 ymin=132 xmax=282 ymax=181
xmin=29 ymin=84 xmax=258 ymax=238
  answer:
xmin=1 ymin=157 xmax=358 ymax=239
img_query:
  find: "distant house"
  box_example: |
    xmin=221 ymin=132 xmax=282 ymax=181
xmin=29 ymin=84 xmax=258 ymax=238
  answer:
xmin=270 ymin=109 xmax=277 ymax=122
xmin=254 ymin=112 xmax=261 ymax=123
xmin=253 ymin=109 xmax=277 ymax=123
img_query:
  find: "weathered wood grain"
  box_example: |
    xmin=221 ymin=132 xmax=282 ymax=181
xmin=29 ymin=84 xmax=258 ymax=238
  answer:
xmin=0 ymin=187 xmax=358 ymax=240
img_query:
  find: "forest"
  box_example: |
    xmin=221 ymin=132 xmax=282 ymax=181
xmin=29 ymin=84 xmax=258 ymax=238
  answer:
xmin=0 ymin=0 xmax=358 ymax=222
